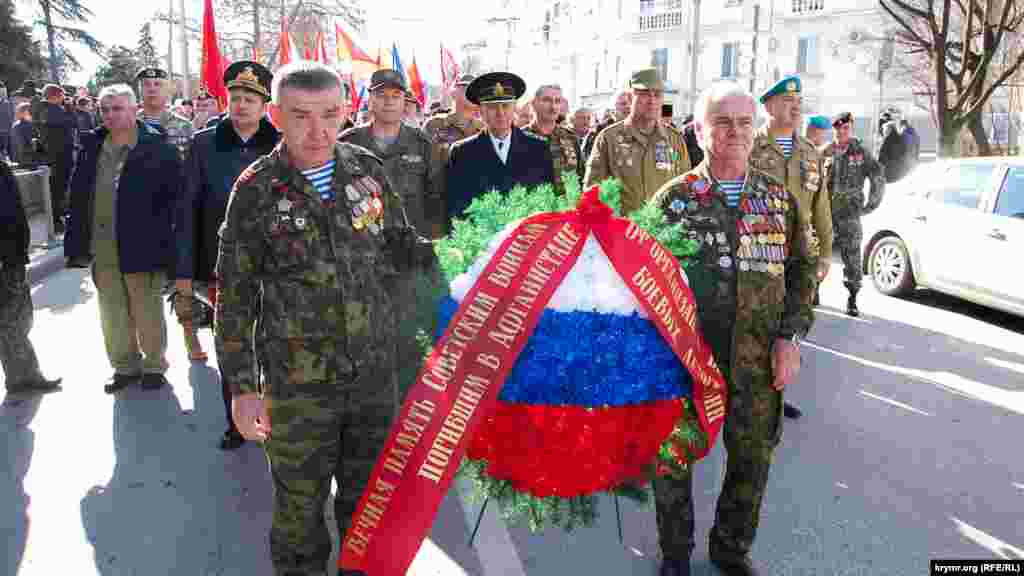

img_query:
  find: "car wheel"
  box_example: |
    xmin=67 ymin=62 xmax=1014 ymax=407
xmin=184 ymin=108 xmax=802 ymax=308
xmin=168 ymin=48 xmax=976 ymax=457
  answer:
xmin=869 ymin=236 xmax=915 ymax=296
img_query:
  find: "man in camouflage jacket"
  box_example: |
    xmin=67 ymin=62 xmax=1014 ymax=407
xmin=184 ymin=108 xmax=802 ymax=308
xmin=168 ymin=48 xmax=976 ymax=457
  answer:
xmin=522 ymin=84 xmax=583 ymax=193
xmin=650 ymin=82 xmax=816 ymax=576
xmin=215 ymin=62 xmax=415 ymax=576
xmin=822 ymin=112 xmax=885 ymax=316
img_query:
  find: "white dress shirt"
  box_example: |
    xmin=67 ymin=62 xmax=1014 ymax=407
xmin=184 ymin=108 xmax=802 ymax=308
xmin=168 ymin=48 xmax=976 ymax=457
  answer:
xmin=490 ymin=132 xmax=512 ymax=164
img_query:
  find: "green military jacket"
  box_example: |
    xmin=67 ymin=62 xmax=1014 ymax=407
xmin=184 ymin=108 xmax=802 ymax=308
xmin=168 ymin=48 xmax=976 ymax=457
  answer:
xmin=138 ymin=109 xmax=194 ymax=162
xmin=749 ymin=126 xmax=830 ymax=261
xmin=339 ymin=123 xmax=441 ymax=238
xmin=584 ymin=118 xmax=691 ymax=215
xmin=214 ymin=142 xmax=405 ymax=399
xmin=652 ymin=160 xmax=816 ymax=386
xmin=522 ymin=120 xmax=583 ymax=193
xmin=821 ymin=138 xmax=885 ymax=216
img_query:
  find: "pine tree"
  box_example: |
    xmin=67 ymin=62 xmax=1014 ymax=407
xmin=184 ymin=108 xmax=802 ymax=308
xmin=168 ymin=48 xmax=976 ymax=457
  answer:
xmin=0 ymin=0 xmax=47 ymax=89
xmin=31 ymin=0 xmax=104 ymax=82
xmin=136 ymin=22 xmax=158 ymax=68
xmin=88 ymin=45 xmax=139 ymax=92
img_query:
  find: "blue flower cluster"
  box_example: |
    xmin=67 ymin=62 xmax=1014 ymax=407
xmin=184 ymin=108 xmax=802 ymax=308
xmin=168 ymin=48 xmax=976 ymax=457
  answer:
xmin=436 ymin=297 xmax=692 ymax=407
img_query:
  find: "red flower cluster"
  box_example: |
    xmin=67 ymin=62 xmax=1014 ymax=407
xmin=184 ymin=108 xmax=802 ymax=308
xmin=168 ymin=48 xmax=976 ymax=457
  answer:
xmin=467 ymin=399 xmax=685 ymax=498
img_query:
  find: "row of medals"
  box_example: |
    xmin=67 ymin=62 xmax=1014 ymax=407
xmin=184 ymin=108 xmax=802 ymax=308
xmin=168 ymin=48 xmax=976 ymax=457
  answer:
xmin=346 ymin=183 xmax=384 ymax=234
xmin=737 ymin=198 xmax=787 ymax=275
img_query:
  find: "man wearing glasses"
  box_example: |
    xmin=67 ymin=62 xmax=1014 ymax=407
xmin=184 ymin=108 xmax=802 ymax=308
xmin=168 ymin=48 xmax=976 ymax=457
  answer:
xmin=584 ymin=68 xmax=691 ymax=215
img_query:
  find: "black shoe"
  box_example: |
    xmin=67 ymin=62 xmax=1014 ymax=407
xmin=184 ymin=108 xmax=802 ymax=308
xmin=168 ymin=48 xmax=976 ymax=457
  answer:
xmin=141 ymin=373 xmax=169 ymax=390
xmin=659 ymin=558 xmax=691 ymax=576
xmin=709 ymin=539 xmax=760 ymax=576
xmin=783 ymin=402 xmax=802 ymax=419
xmin=846 ymin=294 xmax=860 ymax=317
xmin=219 ymin=428 xmax=245 ymax=451
xmin=104 ymin=373 xmax=140 ymax=394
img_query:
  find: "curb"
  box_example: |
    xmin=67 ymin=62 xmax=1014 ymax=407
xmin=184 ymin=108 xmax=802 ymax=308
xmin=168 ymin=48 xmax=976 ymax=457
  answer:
xmin=27 ymin=245 xmax=66 ymax=286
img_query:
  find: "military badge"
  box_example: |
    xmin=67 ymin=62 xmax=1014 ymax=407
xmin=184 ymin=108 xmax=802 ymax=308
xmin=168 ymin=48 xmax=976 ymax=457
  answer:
xmin=669 ymin=198 xmax=687 ymax=214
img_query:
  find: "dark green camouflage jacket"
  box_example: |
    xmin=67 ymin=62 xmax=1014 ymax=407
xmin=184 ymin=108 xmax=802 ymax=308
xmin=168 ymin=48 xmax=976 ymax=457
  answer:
xmin=822 ymin=138 xmax=885 ymax=216
xmin=652 ymin=160 xmax=816 ymax=384
xmin=215 ymin=142 xmax=405 ymax=398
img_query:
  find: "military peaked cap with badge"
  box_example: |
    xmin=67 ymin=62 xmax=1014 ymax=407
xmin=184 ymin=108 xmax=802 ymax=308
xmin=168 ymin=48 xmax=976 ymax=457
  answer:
xmin=832 ymin=111 xmax=854 ymax=127
xmin=760 ymin=75 xmax=801 ymax=103
xmin=630 ymin=68 xmax=665 ymax=92
xmin=136 ymin=67 xmax=169 ymax=81
xmin=369 ymin=69 xmax=407 ymax=92
xmin=808 ymin=115 xmax=831 ymax=130
xmin=224 ymin=60 xmax=272 ymax=101
xmin=466 ymin=72 xmax=525 ymax=105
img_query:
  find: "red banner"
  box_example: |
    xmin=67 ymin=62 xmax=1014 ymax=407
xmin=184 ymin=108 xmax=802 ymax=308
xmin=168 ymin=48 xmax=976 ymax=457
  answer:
xmin=339 ymin=187 xmax=727 ymax=574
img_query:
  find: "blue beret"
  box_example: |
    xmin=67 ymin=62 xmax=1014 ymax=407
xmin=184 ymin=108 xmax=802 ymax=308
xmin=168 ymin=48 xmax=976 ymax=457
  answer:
xmin=760 ymin=75 xmax=801 ymax=103
xmin=808 ymin=115 xmax=830 ymax=130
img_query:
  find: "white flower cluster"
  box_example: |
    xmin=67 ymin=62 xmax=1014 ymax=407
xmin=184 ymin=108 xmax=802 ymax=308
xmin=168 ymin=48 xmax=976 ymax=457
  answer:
xmin=450 ymin=221 xmax=648 ymax=318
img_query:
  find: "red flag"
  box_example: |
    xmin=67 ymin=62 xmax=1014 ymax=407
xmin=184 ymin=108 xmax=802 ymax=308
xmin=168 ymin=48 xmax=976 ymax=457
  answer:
xmin=304 ymin=32 xmax=313 ymax=60
xmin=316 ymin=29 xmax=330 ymax=64
xmin=440 ymin=43 xmax=460 ymax=89
xmin=277 ymin=21 xmax=293 ymax=68
xmin=200 ymin=0 xmax=228 ymax=109
xmin=407 ymin=54 xmax=426 ymax=107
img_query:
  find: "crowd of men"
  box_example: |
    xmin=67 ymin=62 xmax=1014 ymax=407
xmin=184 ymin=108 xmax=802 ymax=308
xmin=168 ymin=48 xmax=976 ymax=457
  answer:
xmin=0 ymin=59 xmax=922 ymax=576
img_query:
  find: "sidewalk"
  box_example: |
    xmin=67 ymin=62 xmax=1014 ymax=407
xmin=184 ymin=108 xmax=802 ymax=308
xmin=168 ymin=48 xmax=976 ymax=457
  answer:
xmin=26 ymin=213 xmax=64 ymax=285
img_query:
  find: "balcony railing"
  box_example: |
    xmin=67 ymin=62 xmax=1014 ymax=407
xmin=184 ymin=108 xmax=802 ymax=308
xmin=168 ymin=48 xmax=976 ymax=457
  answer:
xmin=791 ymin=0 xmax=824 ymax=14
xmin=637 ymin=10 xmax=684 ymax=31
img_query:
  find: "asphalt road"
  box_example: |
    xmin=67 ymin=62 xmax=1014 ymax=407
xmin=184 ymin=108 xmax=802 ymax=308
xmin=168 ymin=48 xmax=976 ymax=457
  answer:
xmin=1 ymin=264 xmax=1022 ymax=575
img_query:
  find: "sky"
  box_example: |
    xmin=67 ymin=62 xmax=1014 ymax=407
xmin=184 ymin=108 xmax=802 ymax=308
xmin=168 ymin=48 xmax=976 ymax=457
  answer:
xmin=14 ymin=0 xmax=492 ymax=87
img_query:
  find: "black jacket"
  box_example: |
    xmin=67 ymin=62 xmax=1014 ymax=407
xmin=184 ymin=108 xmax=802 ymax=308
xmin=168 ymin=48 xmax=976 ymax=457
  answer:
xmin=175 ymin=116 xmax=279 ymax=281
xmin=1 ymin=161 xmax=30 ymax=266
xmin=446 ymin=126 xmax=554 ymax=221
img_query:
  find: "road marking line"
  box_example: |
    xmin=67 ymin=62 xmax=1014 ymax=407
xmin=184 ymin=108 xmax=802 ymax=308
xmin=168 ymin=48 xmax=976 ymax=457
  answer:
xmin=859 ymin=390 xmax=932 ymax=416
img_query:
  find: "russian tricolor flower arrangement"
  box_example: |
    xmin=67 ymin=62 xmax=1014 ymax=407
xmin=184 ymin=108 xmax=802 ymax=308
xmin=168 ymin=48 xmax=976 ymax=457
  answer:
xmin=429 ymin=175 xmax=724 ymax=531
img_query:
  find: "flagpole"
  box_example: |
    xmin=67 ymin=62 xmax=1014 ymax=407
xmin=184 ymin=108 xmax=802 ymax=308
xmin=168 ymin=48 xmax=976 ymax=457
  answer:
xmin=179 ymin=0 xmax=190 ymax=97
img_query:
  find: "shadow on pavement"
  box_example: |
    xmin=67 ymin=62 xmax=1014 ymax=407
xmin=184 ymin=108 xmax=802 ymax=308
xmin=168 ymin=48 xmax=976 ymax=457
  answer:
xmin=80 ymin=385 xmax=222 ymax=574
xmin=899 ymin=288 xmax=1024 ymax=336
xmin=0 ymin=396 xmax=42 ymax=576
xmin=30 ymin=268 xmax=94 ymax=314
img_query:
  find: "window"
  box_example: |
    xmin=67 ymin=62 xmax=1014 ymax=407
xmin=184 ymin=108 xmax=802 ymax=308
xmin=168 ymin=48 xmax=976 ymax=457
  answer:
xmin=721 ymin=42 xmax=739 ymax=78
xmin=797 ymin=36 xmax=818 ymax=74
xmin=652 ymin=48 xmax=669 ymax=87
xmin=994 ymin=167 xmax=1024 ymax=218
xmin=929 ymin=163 xmax=997 ymax=210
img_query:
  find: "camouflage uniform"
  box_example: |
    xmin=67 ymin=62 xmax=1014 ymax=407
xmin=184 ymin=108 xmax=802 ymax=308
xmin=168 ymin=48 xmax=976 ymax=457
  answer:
xmin=0 ymin=162 xmax=51 ymax=392
xmin=139 ymin=109 xmax=194 ymax=162
xmin=215 ymin=142 xmax=410 ymax=575
xmin=338 ymin=122 xmax=444 ymax=396
xmin=750 ymin=127 xmax=831 ymax=263
xmin=650 ymin=160 xmax=816 ymax=560
xmin=821 ymin=138 xmax=885 ymax=293
xmin=423 ymin=111 xmax=483 ymax=234
xmin=522 ymin=119 xmax=583 ymax=193
xmin=584 ymin=118 xmax=691 ymax=215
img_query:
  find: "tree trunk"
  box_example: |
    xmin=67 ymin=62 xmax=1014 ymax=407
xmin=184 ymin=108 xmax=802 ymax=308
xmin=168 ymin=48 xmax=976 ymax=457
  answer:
xmin=40 ymin=0 xmax=60 ymax=82
xmin=967 ymin=112 xmax=993 ymax=156
xmin=253 ymin=0 xmax=261 ymax=60
xmin=939 ymin=110 xmax=961 ymax=158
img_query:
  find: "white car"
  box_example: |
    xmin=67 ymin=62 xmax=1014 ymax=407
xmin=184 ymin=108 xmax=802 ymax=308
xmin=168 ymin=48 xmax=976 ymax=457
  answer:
xmin=861 ymin=157 xmax=1024 ymax=318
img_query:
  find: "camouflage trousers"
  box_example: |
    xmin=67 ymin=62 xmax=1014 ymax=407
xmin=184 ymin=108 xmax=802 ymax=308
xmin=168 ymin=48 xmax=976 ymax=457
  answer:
xmin=0 ymin=266 xmax=43 ymax=388
xmin=832 ymin=208 xmax=864 ymax=292
xmin=262 ymin=363 xmax=396 ymax=576
xmin=653 ymin=371 xmax=784 ymax=559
